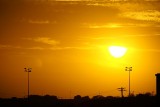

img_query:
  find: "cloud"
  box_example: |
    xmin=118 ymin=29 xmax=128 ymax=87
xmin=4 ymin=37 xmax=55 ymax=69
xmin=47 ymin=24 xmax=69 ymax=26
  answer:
xmin=0 ymin=45 xmax=45 ymax=50
xmin=26 ymin=47 xmax=44 ymax=50
xmin=25 ymin=37 xmax=60 ymax=45
xmin=28 ymin=20 xmax=50 ymax=24
xmin=34 ymin=37 xmax=59 ymax=45
xmin=120 ymin=10 xmax=160 ymax=22
xmin=49 ymin=46 xmax=96 ymax=50
xmin=82 ymin=22 xmax=157 ymax=29
xmin=85 ymin=23 xmax=123 ymax=28
xmin=0 ymin=45 xmax=11 ymax=48
xmin=21 ymin=37 xmax=98 ymax=51
xmin=23 ymin=46 xmax=96 ymax=51
xmin=0 ymin=45 xmax=21 ymax=49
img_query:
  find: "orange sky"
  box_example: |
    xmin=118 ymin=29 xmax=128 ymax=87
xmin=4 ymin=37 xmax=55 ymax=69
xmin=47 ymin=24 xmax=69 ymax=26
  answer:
xmin=0 ymin=0 xmax=160 ymax=98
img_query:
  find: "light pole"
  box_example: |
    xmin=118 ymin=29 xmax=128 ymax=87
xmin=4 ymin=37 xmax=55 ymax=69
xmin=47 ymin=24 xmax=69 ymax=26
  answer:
xmin=24 ymin=68 xmax=32 ymax=100
xmin=125 ymin=67 xmax=132 ymax=97
xmin=118 ymin=87 xmax=126 ymax=98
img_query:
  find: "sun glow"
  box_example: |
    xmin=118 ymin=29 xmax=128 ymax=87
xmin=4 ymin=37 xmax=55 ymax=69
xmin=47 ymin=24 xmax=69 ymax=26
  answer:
xmin=109 ymin=46 xmax=127 ymax=58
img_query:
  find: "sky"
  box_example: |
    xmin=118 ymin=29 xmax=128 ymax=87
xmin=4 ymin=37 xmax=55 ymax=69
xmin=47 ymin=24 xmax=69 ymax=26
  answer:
xmin=0 ymin=0 xmax=160 ymax=98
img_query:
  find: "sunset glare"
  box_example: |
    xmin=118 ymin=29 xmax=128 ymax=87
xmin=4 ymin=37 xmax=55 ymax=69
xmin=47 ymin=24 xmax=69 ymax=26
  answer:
xmin=109 ymin=46 xmax=127 ymax=58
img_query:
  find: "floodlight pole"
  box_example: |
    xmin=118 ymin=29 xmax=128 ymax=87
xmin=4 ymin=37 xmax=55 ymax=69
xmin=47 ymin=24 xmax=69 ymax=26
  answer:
xmin=125 ymin=67 xmax=132 ymax=97
xmin=24 ymin=68 xmax=32 ymax=100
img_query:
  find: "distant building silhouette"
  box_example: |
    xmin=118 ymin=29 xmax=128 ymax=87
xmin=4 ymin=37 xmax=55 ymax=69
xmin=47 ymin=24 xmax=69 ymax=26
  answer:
xmin=155 ymin=73 xmax=160 ymax=106
xmin=155 ymin=73 xmax=160 ymax=97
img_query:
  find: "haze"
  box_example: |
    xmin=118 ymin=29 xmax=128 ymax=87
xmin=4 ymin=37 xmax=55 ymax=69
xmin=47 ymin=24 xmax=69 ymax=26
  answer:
xmin=0 ymin=0 xmax=160 ymax=98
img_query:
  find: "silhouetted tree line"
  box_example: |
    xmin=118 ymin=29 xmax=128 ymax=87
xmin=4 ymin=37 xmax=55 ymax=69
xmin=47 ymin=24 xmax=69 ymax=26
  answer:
xmin=0 ymin=92 xmax=158 ymax=107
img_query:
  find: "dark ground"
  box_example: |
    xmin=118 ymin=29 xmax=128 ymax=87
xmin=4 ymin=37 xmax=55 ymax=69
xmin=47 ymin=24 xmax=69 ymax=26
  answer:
xmin=0 ymin=94 xmax=159 ymax=107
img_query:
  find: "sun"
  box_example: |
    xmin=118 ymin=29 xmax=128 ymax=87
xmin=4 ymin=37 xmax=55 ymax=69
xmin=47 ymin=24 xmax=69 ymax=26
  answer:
xmin=108 ymin=46 xmax=127 ymax=58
